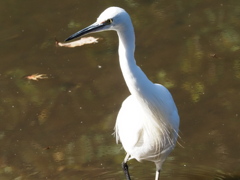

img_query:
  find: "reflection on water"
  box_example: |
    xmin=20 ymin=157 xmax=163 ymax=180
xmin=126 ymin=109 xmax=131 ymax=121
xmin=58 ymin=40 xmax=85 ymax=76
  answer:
xmin=0 ymin=0 xmax=240 ymax=179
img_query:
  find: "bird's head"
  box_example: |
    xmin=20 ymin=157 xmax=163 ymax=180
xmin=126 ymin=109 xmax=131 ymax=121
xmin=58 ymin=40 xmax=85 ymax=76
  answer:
xmin=65 ymin=7 xmax=131 ymax=42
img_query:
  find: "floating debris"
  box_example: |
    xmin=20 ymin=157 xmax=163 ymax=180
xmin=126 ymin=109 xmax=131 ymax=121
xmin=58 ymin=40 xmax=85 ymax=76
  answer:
xmin=56 ymin=36 xmax=99 ymax=48
xmin=43 ymin=146 xmax=51 ymax=150
xmin=26 ymin=73 xmax=48 ymax=81
xmin=209 ymin=53 xmax=218 ymax=58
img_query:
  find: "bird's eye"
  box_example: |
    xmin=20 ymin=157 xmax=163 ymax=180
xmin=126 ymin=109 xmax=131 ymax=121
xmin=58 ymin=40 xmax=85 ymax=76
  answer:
xmin=105 ymin=18 xmax=113 ymax=25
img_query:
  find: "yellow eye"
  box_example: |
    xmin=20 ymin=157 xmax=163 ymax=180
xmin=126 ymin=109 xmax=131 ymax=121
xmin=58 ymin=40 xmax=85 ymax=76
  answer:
xmin=100 ymin=18 xmax=113 ymax=25
xmin=105 ymin=18 xmax=113 ymax=24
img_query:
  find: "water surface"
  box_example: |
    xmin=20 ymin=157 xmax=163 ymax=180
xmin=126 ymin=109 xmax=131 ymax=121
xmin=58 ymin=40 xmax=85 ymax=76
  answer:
xmin=0 ymin=0 xmax=240 ymax=179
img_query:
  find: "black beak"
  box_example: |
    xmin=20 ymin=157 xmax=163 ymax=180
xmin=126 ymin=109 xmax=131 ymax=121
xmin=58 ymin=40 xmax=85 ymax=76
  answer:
xmin=65 ymin=23 xmax=105 ymax=42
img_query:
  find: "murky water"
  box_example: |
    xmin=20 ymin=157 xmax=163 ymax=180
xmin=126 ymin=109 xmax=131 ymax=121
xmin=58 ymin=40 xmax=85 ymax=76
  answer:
xmin=1 ymin=0 xmax=240 ymax=179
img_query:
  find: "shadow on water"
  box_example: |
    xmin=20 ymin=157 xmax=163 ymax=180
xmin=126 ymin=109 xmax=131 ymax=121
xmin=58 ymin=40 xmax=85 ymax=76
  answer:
xmin=220 ymin=176 xmax=240 ymax=180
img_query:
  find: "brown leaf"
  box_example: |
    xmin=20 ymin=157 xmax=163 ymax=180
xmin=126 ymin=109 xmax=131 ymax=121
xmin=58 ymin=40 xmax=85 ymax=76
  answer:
xmin=56 ymin=36 xmax=100 ymax=48
xmin=26 ymin=74 xmax=48 ymax=81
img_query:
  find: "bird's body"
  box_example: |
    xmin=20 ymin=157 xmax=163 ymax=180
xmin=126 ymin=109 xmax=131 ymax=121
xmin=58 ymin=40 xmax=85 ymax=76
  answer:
xmin=65 ymin=7 xmax=180 ymax=180
xmin=116 ymin=84 xmax=179 ymax=169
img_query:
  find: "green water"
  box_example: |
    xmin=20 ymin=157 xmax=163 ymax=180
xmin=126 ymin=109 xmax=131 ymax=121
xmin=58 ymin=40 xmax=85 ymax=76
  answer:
xmin=0 ymin=0 xmax=240 ymax=179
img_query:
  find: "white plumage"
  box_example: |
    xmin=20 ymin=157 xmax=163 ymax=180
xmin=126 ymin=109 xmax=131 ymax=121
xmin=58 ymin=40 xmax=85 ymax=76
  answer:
xmin=65 ymin=7 xmax=180 ymax=180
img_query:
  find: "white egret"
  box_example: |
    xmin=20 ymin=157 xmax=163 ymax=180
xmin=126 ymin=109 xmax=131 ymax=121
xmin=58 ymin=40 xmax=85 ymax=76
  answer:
xmin=65 ymin=7 xmax=180 ymax=180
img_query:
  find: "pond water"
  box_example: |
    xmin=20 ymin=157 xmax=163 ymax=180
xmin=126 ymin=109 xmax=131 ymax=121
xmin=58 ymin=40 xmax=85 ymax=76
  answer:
xmin=1 ymin=0 xmax=240 ymax=179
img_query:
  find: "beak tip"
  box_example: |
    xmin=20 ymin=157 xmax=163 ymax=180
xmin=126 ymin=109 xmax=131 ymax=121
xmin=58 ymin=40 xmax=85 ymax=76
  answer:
xmin=64 ymin=22 xmax=103 ymax=42
xmin=65 ymin=32 xmax=81 ymax=42
xmin=64 ymin=37 xmax=72 ymax=42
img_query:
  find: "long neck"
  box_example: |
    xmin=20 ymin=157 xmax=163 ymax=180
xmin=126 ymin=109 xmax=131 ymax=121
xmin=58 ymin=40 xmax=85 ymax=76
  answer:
xmin=117 ymin=21 xmax=177 ymax=137
xmin=117 ymin=24 xmax=153 ymax=98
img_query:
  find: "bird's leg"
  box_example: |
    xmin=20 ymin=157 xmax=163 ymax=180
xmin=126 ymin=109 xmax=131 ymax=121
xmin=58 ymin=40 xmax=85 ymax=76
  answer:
xmin=122 ymin=162 xmax=131 ymax=180
xmin=155 ymin=170 xmax=161 ymax=180
xmin=122 ymin=153 xmax=131 ymax=180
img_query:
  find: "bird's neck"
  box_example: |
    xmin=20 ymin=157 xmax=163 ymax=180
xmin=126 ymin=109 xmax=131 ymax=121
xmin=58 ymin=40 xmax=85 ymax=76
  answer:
xmin=117 ymin=26 xmax=153 ymax=98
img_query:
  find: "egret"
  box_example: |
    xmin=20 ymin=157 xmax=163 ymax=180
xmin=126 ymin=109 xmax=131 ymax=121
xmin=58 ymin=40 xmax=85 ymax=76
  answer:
xmin=65 ymin=7 xmax=180 ymax=180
